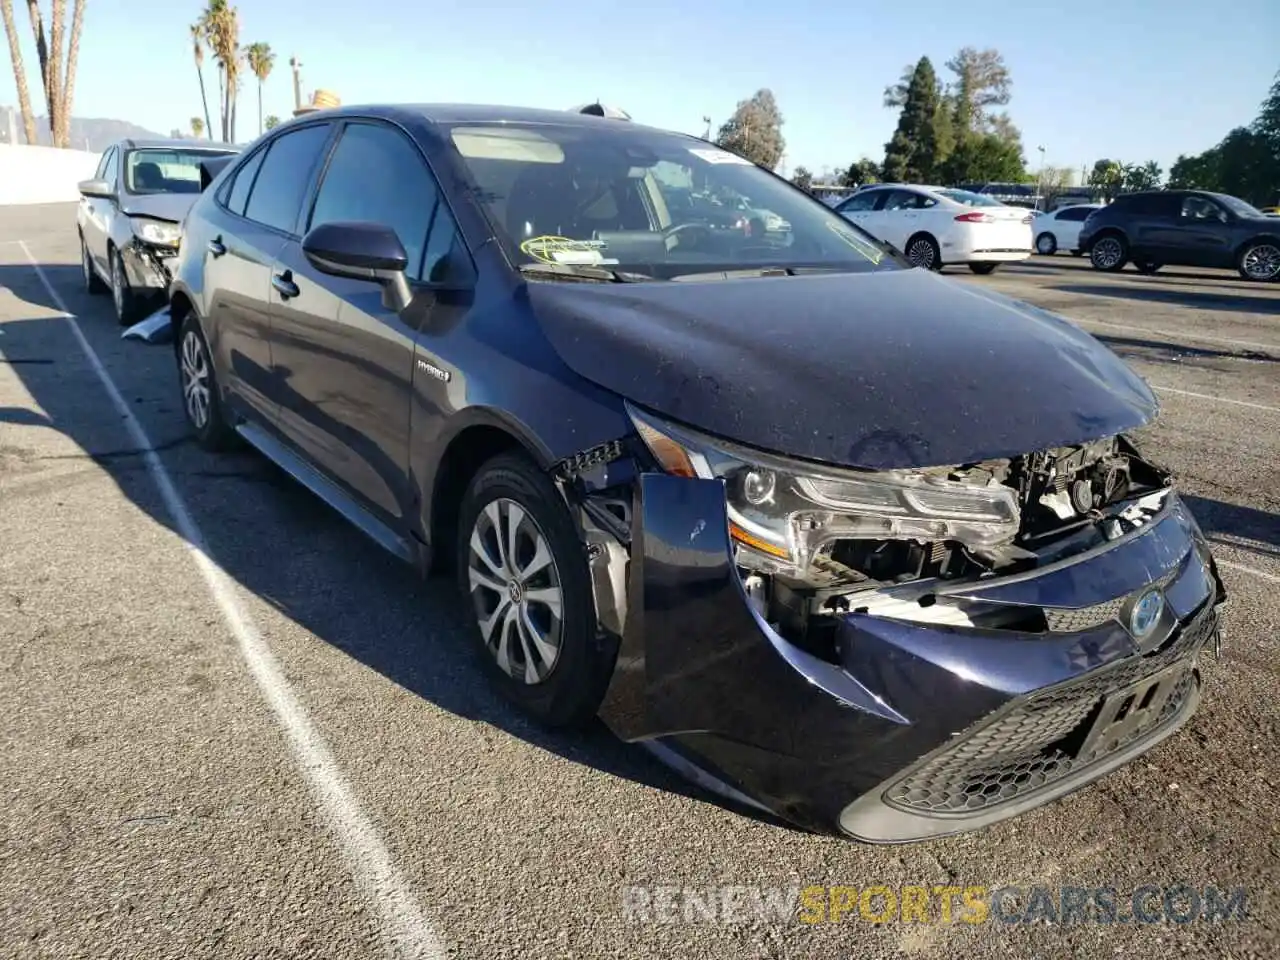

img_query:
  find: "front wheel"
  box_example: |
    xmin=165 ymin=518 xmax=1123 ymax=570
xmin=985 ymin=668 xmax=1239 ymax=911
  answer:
xmin=1089 ymin=235 xmax=1128 ymax=272
xmin=110 ymin=248 xmax=146 ymax=326
xmin=456 ymin=452 xmax=614 ymax=729
xmin=969 ymin=263 xmax=1000 ymax=275
xmin=1237 ymin=241 xmax=1280 ymax=282
xmin=1035 ymin=232 xmax=1057 ymax=255
xmin=904 ymin=233 xmax=941 ymax=271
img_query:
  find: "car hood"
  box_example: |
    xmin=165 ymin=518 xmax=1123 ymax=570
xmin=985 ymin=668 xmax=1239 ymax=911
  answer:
xmin=118 ymin=192 xmax=198 ymax=224
xmin=526 ymin=268 xmax=1158 ymax=470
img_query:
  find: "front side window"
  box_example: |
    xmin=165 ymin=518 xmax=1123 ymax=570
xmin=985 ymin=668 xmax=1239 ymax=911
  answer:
xmin=1180 ymin=195 xmax=1225 ymax=221
xmin=445 ymin=123 xmax=896 ymax=279
xmin=124 ymin=148 xmax=238 ymax=195
xmin=1214 ymin=194 xmax=1262 ymax=218
xmin=308 ymin=122 xmax=440 ymax=281
xmin=243 ymin=123 xmax=333 ymax=235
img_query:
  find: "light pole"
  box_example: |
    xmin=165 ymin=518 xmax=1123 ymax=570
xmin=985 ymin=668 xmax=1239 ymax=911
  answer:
xmin=702 ymin=115 xmax=711 ymax=140
xmin=1035 ymin=144 xmax=1046 ymax=210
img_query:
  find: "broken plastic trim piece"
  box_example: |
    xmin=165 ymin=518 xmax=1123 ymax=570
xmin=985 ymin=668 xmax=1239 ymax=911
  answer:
xmin=120 ymin=305 xmax=175 ymax=344
xmin=551 ymin=438 xmax=626 ymax=480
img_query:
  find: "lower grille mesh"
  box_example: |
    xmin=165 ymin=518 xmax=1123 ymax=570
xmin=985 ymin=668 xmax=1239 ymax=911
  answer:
xmin=885 ymin=609 xmax=1215 ymax=815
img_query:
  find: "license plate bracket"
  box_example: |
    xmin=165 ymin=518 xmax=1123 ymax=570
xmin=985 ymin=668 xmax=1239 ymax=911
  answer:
xmin=1079 ymin=663 xmax=1188 ymax=760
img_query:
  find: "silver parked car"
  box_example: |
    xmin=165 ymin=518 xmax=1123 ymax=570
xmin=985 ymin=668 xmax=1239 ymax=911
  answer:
xmin=77 ymin=138 xmax=240 ymax=324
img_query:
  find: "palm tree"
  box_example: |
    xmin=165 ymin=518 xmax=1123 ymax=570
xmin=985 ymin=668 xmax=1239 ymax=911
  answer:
xmin=190 ymin=23 xmax=213 ymax=141
xmin=191 ymin=117 xmax=205 ymax=138
xmin=14 ymin=0 xmax=87 ymax=146
xmin=245 ymin=42 xmax=274 ymax=137
xmin=0 ymin=0 xmax=38 ymax=144
xmin=200 ymin=0 xmax=239 ymax=142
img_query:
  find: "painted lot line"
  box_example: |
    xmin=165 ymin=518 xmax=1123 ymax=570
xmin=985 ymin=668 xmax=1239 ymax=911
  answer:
xmin=17 ymin=243 xmax=448 ymax=960
xmin=1070 ymin=316 xmax=1280 ymax=356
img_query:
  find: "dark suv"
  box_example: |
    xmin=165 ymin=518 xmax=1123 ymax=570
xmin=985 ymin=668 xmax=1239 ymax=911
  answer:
xmin=1078 ymin=189 xmax=1280 ymax=280
xmin=165 ymin=104 xmax=1225 ymax=841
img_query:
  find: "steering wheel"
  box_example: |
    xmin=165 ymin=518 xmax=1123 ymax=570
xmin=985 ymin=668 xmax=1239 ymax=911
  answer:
xmin=662 ymin=221 xmax=713 ymax=249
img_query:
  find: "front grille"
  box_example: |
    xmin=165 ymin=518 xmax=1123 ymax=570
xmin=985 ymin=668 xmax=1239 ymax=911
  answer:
xmin=884 ymin=608 xmax=1216 ymax=815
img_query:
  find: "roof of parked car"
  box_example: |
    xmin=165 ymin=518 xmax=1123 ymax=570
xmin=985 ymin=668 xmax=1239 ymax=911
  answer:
xmin=120 ymin=137 xmax=241 ymax=151
xmin=268 ymin=102 xmax=685 ymax=136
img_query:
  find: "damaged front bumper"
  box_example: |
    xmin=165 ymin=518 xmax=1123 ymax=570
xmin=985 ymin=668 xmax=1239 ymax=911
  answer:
xmin=118 ymin=240 xmax=178 ymax=344
xmin=595 ymin=473 xmax=1226 ymax=842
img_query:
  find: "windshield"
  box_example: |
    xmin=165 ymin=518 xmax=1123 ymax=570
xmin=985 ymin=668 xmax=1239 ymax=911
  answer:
xmin=1214 ymin=193 xmax=1263 ymax=218
xmin=443 ymin=122 xmax=898 ymax=279
xmin=935 ymin=188 xmax=1006 ymax=208
xmin=124 ymin=148 xmax=238 ymax=195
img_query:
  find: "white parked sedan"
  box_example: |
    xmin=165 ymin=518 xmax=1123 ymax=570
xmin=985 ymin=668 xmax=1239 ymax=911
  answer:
xmin=832 ymin=184 xmax=1034 ymax=273
xmin=1032 ymin=204 xmax=1103 ymax=256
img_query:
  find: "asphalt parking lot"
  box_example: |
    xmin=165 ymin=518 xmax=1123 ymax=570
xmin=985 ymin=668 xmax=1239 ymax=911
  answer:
xmin=1 ymin=203 xmax=1277 ymax=960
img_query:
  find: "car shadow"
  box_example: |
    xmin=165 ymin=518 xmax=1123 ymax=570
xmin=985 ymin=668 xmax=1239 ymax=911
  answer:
xmin=1181 ymin=494 xmax=1280 ymax=563
xmin=1053 ymin=283 xmax=1280 ymax=315
xmin=0 ymin=261 xmax=798 ymax=835
xmin=1092 ymin=333 xmax=1279 ymax=366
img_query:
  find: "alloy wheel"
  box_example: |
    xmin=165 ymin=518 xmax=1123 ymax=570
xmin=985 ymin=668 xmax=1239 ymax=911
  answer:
xmin=180 ymin=329 xmax=211 ymax=430
xmin=110 ymin=253 xmax=125 ymax=320
xmin=1092 ymin=237 xmax=1123 ymax=269
xmin=467 ymin=497 xmax=564 ymax=685
xmin=1241 ymin=243 xmax=1280 ymax=281
xmin=906 ymin=238 xmax=936 ymax=269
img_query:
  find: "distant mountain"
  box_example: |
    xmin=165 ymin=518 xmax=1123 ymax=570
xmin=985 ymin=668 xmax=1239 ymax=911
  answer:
xmin=0 ymin=107 xmax=166 ymax=152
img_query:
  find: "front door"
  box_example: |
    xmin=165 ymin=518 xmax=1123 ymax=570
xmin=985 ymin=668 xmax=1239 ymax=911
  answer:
xmin=269 ymin=119 xmax=448 ymax=527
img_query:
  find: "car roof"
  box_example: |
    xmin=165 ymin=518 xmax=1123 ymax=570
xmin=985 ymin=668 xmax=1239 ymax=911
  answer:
xmin=120 ymin=137 xmax=241 ymax=151
xmin=269 ymin=102 xmax=693 ymax=140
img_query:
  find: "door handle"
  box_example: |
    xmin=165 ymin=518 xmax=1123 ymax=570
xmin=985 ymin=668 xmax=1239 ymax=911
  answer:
xmin=208 ymin=236 xmax=226 ymax=257
xmin=271 ymin=271 xmax=300 ymax=300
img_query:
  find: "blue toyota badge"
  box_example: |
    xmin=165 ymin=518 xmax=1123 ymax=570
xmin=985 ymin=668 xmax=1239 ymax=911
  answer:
xmin=1130 ymin=589 xmax=1165 ymax=638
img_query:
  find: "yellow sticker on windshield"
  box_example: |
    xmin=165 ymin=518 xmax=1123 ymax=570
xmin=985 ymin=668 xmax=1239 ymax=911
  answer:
xmin=520 ymin=236 xmax=616 ymax=265
xmin=826 ymin=222 xmax=884 ymax=264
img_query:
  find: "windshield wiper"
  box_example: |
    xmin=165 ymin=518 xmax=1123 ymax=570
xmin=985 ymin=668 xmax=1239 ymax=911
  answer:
xmin=517 ymin=262 xmax=656 ymax=283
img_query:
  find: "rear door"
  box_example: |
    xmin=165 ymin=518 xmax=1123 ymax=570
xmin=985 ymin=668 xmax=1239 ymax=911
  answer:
xmin=269 ymin=118 xmax=448 ymax=527
xmin=876 ymin=188 xmax=937 ymax=250
xmin=202 ymin=121 xmax=335 ymax=424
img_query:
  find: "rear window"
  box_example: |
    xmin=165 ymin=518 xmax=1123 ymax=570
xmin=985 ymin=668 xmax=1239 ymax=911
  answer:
xmin=936 ymin=189 xmax=1004 ymax=208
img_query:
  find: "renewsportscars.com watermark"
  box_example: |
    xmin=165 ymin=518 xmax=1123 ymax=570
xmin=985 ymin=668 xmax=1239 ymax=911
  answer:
xmin=620 ymin=884 xmax=1249 ymax=926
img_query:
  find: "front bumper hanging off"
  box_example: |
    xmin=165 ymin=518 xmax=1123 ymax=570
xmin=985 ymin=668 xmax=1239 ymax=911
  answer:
xmin=597 ymin=473 xmax=1226 ymax=842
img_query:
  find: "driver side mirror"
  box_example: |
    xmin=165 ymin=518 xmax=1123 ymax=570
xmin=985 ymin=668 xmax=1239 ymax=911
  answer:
xmin=77 ymin=178 xmax=115 ymax=200
xmin=302 ymin=220 xmax=414 ymax=313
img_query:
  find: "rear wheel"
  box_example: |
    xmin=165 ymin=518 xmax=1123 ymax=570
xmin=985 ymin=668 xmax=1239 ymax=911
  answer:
xmin=81 ymin=236 xmax=107 ymax=294
xmin=969 ymin=263 xmax=1000 ymax=275
xmin=1237 ymin=241 xmax=1280 ymax=282
xmin=1089 ymin=234 xmax=1128 ymax=272
xmin=456 ymin=452 xmax=613 ymax=729
xmin=1035 ymin=232 xmax=1057 ymax=255
xmin=904 ymin=233 xmax=941 ymax=271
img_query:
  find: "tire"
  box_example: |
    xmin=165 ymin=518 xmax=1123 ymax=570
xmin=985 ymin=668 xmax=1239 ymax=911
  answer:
xmin=456 ymin=452 xmax=612 ymax=729
xmin=81 ymin=235 xmax=107 ymax=294
xmin=1134 ymin=261 xmax=1162 ymax=275
xmin=1035 ymin=232 xmax=1057 ymax=255
xmin=177 ymin=311 xmax=236 ymax=451
xmin=109 ymin=247 xmax=146 ymax=326
xmin=969 ymin=263 xmax=1000 ymax=275
xmin=1236 ymin=240 xmax=1280 ymax=282
xmin=1089 ymin=234 xmax=1128 ymax=272
xmin=904 ymin=233 xmax=941 ymax=271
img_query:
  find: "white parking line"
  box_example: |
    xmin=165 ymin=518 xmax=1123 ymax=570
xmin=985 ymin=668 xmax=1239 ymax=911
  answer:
xmin=1217 ymin=559 xmax=1280 ymax=585
xmin=1149 ymin=384 xmax=1280 ymax=414
xmin=18 ymin=242 xmax=448 ymax=960
xmin=1076 ymin=317 xmax=1280 ymax=355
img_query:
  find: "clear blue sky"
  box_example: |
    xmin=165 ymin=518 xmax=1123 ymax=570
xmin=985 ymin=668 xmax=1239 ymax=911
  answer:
xmin=2 ymin=0 xmax=1276 ymax=181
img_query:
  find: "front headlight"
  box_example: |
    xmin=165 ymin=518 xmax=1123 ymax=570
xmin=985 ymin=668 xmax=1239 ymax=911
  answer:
xmin=131 ymin=218 xmax=181 ymax=246
xmin=627 ymin=403 xmax=1020 ymax=578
